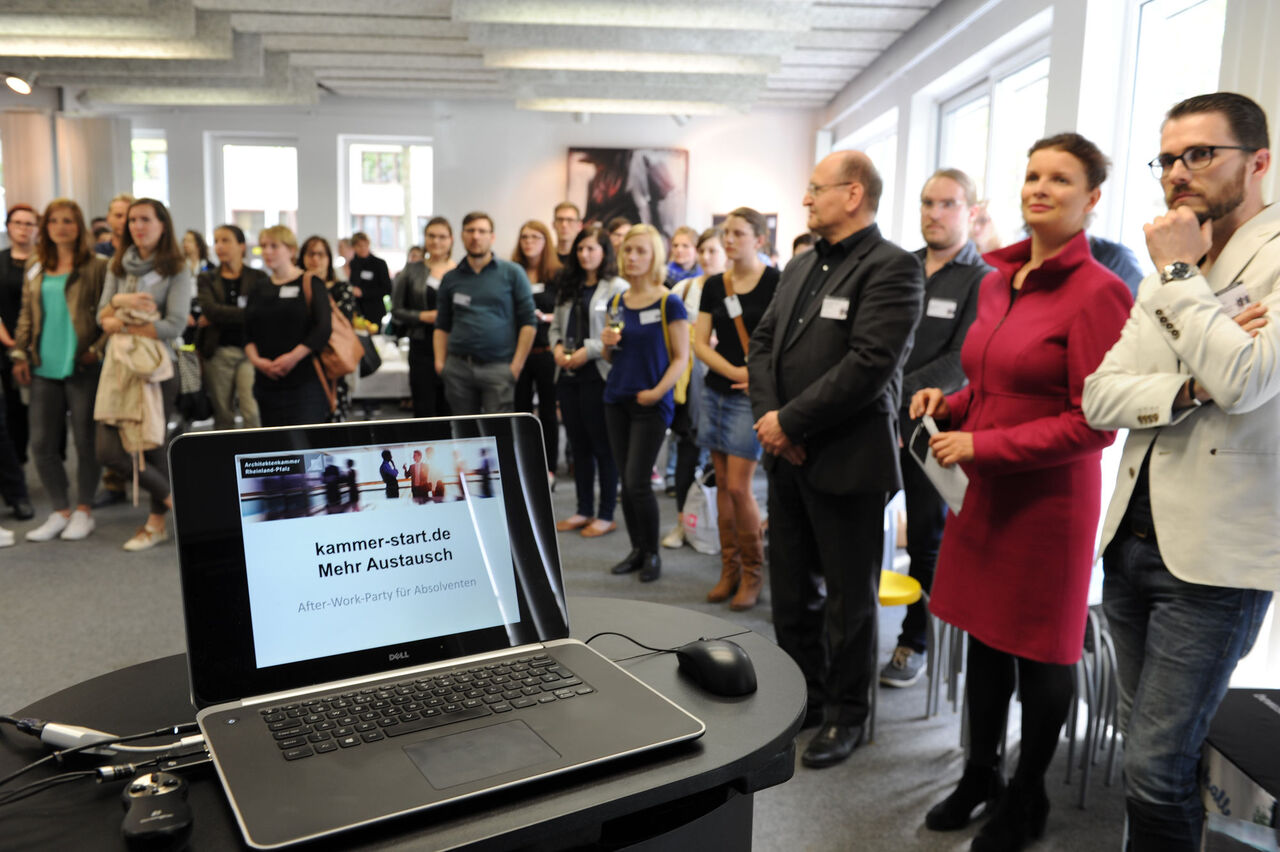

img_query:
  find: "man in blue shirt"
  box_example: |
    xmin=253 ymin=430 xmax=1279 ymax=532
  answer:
xmin=433 ymin=212 xmax=536 ymax=414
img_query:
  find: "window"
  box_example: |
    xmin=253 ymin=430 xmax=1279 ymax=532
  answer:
xmin=1115 ymin=0 xmax=1228 ymax=267
xmin=937 ymin=53 xmax=1051 ymax=246
xmin=131 ymin=131 xmax=169 ymax=206
xmin=212 ymin=138 xmax=298 ymax=259
xmin=0 ymin=137 xmax=6 ymax=222
xmin=833 ymin=108 xmax=898 ymax=242
xmin=340 ymin=138 xmax=433 ymax=274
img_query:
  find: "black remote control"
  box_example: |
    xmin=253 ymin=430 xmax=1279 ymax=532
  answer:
xmin=120 ymin=771 xmax=193 ymax=851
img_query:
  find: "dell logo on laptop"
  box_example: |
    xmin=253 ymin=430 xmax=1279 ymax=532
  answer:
xmin=389 ymin=651 xmax=410 ymax=662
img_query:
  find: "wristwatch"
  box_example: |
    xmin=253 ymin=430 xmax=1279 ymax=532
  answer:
xmin=1160 ymin=261 xmax=1198 ymax=284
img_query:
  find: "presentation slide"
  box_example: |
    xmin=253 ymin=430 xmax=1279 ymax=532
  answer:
xmin=233 ymin=437 xmax=517 ymax=670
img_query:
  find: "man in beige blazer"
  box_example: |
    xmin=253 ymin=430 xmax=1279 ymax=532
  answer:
xmin=1084 ymin=92 xmax=1278 ymax=851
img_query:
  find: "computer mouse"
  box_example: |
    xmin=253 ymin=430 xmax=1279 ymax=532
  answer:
xmin=675 ymin=638 xmax=757 ymax=696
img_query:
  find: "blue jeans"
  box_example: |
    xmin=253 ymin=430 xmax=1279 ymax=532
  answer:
xmin=1102 ymin=529 xmax=1272 ymax=851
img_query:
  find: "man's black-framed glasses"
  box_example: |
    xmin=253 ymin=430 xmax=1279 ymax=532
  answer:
xmin=1148 ymin=145 xmax=1254 ymax=178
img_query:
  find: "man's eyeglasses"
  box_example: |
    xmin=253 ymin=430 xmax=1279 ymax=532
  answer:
xmin=806 ymin=181 xmax=853 ymax=197
xmin=1148 ymin=145 xmax=1254 ymax=178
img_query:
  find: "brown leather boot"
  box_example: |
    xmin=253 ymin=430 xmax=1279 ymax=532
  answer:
xmin=706 ymin=518 xmax=741 ymax=602
xmin=730 ymin=523 xmax=764 ymax=611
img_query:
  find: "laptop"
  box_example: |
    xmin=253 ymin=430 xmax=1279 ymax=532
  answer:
xmin=169 ymin=413 xmax=705 ymax=849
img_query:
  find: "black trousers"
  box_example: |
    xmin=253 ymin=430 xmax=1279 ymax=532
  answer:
xmin=0 ymin=365 xmax=28 ymax=464
xmin=603 ymin=400 xmax=667 ymax=553
xmin=558 ymin=372 xmax=617 ymax=521
xmin=896 ymin=443 xmax=948 ymax=652
xmin=255 ymin=373 xmax=330 ymax=427
xmin=408 ymin=338 xmax=447 ymax=418
xmin=767 ymin=457 xmax=883 ymax=727
xmin=0 ymin=379 xmax=29 ymax=506
xmin=515 ymin=349 xmax=558 ymax=473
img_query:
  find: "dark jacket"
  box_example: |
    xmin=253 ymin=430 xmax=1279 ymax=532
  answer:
xmin=195 ymin=265 xmax=270 ymax=358
xmin=748 ymin=224 xmax=923 ymax=495
xmin=349 ymin=254 xmax=392 ymax=324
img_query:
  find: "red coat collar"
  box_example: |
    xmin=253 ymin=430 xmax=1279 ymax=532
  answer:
xmin=983 ymin=230 xmax=1094 ymax=292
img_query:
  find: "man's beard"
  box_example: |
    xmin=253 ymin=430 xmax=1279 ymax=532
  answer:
xmin=466 ymin=247 xmax=489 ymax=258
xmin=1170 ymin=162 xmax=1247 ymax=224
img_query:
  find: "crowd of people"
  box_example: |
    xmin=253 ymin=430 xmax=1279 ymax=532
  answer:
xmin=0 ymin=89 xmax=1275 ymax=852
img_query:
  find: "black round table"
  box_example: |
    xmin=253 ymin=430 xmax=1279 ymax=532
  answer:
xmin=0 ymin=597 xmax=805 ymax=851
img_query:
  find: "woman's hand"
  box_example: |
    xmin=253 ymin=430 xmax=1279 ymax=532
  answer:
xmin=600 ymin=326 xmax=621 ymax=348
xmin=12 ymin=360 xmax=30 ymax=385
xmin=196 ymin=314 xmax=211 ymax=328
xmin=929 ymin=431 xmax=974 ymax=468
xmin=909 ymin=388 xmax=949 ymax=421
xmin=565 ymin=347 xmax=589 ymax=369
xmin=636 ymin=388 xmax=662 ymax=406
xmin=113 ymin=292 xmax=156 ymax=313
xmin=101 ymin=316 xmax=125 ymax=335
xmin=78 ymin=349 xmax=100 ymax=366
xmin=728 ymin=364 xmax=749 ymax=391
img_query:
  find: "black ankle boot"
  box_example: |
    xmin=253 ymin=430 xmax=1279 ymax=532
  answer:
xmin=970 ymin=778 xmax=1049 ymax=852
xmin=638 ymin=552 xmax=661 ymax=582
xmin=926 ymin=763 xmax=1006 ymax=831
xmin=610 ymin=549 xmax=643 ymax=575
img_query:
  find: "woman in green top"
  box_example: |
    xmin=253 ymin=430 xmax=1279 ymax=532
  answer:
xmin=11 ymin=199 xmax=108 ymax=543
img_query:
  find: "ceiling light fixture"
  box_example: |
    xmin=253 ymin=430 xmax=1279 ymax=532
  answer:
xmin=4 ymin=73 xmax=33 ymax=95
xmin=517 ymin=98 xmax=738 ymax=116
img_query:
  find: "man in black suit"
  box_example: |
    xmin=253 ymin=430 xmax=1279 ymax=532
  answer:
xmin=748 ymin=150 xmax=923 ymax=768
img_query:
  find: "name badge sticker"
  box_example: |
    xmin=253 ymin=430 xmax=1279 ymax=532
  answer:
xmin=927 ymin=298 xmax=958 ymax=319
xmin=639 ymin=308 xmax=662 ymax=325
xmin=724 ymin=295 xmax=743 ymax=319
xmin=820 ymin=296 xmax=850 ymax=320
xmin=454 ymin=292 xmax=472 ymax=308
xmin=26 ymin=263 xmax=41 ymax=280
xmin=594 ymin=300 xmax=607 ymax=311
xmin=278 ymin=285 xmax=300 ymax=299
xmin=237 ymin=295 xmax=248 ymax=309
xmin=140 ymin=271 xmax=162 ymax=289
xmin=360 ymin=270 xmax=374 ymax=280
xmin=1215 ymin=281 xmax=1251 ymax=318
xmin=530 ymin=283 xmax=546 ymax=295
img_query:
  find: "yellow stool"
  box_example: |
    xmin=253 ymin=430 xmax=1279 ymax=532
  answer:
xmin=868 ymin=570 xmax=932 ymax=743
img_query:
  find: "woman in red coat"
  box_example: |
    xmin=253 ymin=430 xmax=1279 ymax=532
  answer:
xmin=911 ymin=133 xmax=1133 ymax=852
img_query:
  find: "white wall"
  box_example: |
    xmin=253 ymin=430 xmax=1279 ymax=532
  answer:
xmin=119 ymin=99 xmax=816 ymax=256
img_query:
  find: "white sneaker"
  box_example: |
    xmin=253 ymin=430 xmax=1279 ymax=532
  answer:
xmin=661 ymin=522 xmax=685 ymax=549
xmin=0 ymin=526 xmax=14 ymax=547
xmin=26 ymin=512 xmax=70 ymax=542
xmin=59 ymin=510 xmax=95 ymax=541
xmin=123 ymin=523 xmax=169 ymax=552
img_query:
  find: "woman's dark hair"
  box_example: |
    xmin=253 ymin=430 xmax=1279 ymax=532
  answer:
xmin=1028 ymin=133 xmax=1110 ymax=190
xmin=556 ymin=224 xmax=617 ymax=305
xmin=298 ymin=235 xmax=336 ymax=282
xmin=725 ymin=206 xmax=769 ymax=238
xmin=214 ymin=224 xmax=248 ymax=261
xmin=112 ymin=198 xmax=184 ymax=277
xmin=184 ymin=229 xmax=209 ymax=263
xmin=35 ymin=198 xmax=92 ymax=272
xmin=605 ymin=216 xmax=630 ymax=235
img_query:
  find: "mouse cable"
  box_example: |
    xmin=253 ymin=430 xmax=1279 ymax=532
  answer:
xmin=0 ymin=769 xmax=100 ymax=808
xmin=0 ymin=722 xmax=200 ymax=790
xmin=582 ymin=631 xmax=678 ymax=654
xmin=0 ymin=745 xmax=214 ymax=808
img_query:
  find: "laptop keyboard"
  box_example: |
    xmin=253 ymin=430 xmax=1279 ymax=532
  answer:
xmin=259 ymin=653 xmax=595 ymax=761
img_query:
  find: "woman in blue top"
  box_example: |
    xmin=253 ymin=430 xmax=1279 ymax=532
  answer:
xmin=600 ymin=224 xmax=689 ymax=582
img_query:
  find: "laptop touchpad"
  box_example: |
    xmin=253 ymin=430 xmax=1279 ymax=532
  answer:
xmin=403 ymin=721 xmax=560 ymax=789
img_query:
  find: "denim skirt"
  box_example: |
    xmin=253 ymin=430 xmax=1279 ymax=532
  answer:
xmin=697 ymin=384 xmax=762 ymax=461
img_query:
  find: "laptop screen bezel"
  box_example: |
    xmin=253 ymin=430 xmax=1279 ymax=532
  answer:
xmin=169 ymin=414 xmax=570 ymax=709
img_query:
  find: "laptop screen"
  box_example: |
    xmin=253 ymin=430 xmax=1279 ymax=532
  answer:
xmin=170 ymin=414 xmax=569 ymax=708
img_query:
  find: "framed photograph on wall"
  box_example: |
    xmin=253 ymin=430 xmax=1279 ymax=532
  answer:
xmin=567 ymin=147 xmax=688 ymax=244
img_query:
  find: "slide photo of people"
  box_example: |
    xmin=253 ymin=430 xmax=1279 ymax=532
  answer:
xmin=235 ymin=437 xmax=501 ymax=523
xmin=567 ymin=147 xmax=688 ymax=244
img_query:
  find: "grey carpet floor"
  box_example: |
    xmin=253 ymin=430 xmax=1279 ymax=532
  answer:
xmin=0 ymin=414 xmax=1126 ymax=850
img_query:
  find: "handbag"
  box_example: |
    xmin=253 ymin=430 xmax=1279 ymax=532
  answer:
xmin=681 ymin=468 xmax=720 ymax=555
xmin=358 ymin=333 xmax=382 ymax=378
xmin=301 ymin=274 xmax=364 ymax=381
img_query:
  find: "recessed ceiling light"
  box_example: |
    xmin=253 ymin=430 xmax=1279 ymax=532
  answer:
xmin=5 ymin=74 xmax=32 ymax=95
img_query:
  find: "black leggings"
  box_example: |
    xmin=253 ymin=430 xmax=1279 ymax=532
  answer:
xmin=966 ymin=636 xmax=1074 ymax=784
xmin=604 ymin=400 xmax=667 ymax=553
